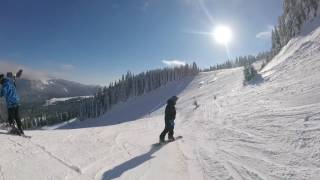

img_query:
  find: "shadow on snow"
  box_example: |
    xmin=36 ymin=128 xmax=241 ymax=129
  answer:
xmin=102 ymin=143 xmax=166 ymax=180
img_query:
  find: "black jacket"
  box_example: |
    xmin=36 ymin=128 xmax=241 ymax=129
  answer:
xmin=165 ymin=99 xmax=176 ymax=127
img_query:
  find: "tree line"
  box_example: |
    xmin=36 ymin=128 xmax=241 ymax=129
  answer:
xmin=79 ymin=63 xmax=199 ymax=119
xmin=202 ymin=52 xmax=270 ymax=72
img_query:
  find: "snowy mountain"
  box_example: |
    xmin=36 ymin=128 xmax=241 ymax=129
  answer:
xmin=0 ymin=78 xmax=98 ymax=125
xmin=15 ymin=78 xmax=99 ymax=103
xmin=1 ymin=19 xmax=320 ymax=179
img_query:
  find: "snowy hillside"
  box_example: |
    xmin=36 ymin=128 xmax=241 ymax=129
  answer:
xmin=45 ymin=96 xmax=93 ymax=106
xmin=16 ymin=78 xmax=99 ymax=103
xmin=1 ymin=26 xmax=320 ymax=180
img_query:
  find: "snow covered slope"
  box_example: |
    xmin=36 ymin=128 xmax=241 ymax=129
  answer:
xmin=1 ymin=26 xmax=320 ymax=180
xmin=45 ymin=96 xmax=93 ymax=106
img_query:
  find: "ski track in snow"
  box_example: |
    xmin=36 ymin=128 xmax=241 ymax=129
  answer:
xmin=31 ymin=142 xmax=83 ymax=175
xmin=174 ymin=24 xmax=320 ymax=179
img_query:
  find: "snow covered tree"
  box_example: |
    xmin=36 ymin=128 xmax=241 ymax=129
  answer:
xmin=202 ymin=52 xmax=271 ymax=73
xmin=272 ymin=27 xmax=282 ymax=56
xmin=271 ymin=0 xmax=319 ymax=56
xmin=243 ymin=64 xmax=258 ymax=83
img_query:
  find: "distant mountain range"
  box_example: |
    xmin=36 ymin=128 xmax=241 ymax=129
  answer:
xmin=15 ymin=78 xmax=99 ymax=103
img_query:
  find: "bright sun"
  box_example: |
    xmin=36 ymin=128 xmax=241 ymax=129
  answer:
xmin=212 ymin=25 xmax=233 ymax=45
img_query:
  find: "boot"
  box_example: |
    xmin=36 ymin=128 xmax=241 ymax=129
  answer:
xmin=19 ymin=129 xmax=24 ymax=135
xmin=159 ymin=137 xmax=165 ymax=143
xmin=168 ymin=136 xmax=175 ymax=142
xmin=9 ymin=126 xmax=21 ymax=135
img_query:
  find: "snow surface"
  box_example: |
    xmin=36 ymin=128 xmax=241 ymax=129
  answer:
xmin=1 ymin=26 xmax=320 ymax=180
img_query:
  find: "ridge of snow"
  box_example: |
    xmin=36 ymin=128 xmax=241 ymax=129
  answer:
xmin=262 ymin=24 xmax=320 ymax=79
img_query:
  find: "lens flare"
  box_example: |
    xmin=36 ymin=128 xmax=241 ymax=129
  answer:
xmin=212 ymin=25 xmax=233 ymax=45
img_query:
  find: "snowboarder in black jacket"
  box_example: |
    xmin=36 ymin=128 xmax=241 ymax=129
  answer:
xmin=159 ymin=96 xmax=178 ymax=142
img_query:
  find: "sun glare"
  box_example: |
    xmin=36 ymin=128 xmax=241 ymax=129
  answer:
xmin=212 ymin=25 xmax=233 ymax=45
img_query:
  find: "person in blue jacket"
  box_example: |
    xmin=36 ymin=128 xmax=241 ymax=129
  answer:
xmin=0 ymin=74 xmax=24 ymax=135
xmin=159 ymin=96 xmax=178 ymax=143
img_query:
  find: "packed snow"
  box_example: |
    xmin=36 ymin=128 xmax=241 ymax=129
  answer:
xmin=1 ymin=26 xmax=320 ymax=180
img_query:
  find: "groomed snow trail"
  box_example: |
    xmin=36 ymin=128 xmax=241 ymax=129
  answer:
xmin=1 ymin=25 xmax=320 ymax=180
xmin=174 ymin=25 xmax=320 ymax=180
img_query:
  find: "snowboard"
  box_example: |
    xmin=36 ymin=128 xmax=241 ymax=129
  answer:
xmin=9 ymin=132 xmax=31 ymax=138
xmin=8 ymin=127 xmax=31 ymax=138
xmin=7 ymin=69 xmax=23 ymax=78
xmin=20 ymin=134 xmax=31 ymax=138
xmin=6 ymin=69 xmax=23 ymax=87
xmin=16 ymin=69 xmax=23 ymax=78
xmin=2 ymin=131 xmax=31 ymax=138
xmin=152 ymin=135 xmax=183 ymax=147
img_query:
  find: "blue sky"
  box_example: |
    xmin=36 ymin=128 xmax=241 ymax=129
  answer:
xmin=0 ymin=0 xmax=282 ymax=85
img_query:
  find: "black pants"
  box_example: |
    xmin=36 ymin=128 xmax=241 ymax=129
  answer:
xmin=8 ymin=106 xmax=23 ymax=131
xmin=160 ymin=125 xmax=174 ymax=140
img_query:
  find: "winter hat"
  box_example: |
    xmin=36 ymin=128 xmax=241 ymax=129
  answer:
xmin=170 ymin=96 xmax=178 ymax=102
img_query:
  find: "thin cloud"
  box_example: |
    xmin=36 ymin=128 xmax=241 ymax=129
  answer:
xmin=256 ymin=25 xmax=274 ymax=40
xmin=61 ymin=64 xmax=75 ymax=71
xmin=0 ymin=60 xmax=51 ymax=82
xmin=143 ymin=1 xmax=150 ymax=10
xmin=162 ymin=60 xmax=186 ymax=66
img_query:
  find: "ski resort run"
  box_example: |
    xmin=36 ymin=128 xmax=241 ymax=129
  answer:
xmin=1 ymin=19 xmax=320 ymax=179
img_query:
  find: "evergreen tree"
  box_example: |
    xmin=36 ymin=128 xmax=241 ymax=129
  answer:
xmin=243 ymin=64 xmax=258 ymax=83
xmin=271 ymin=0 xmax=319 ymax=57
xmin=79 ymin=63 xmax=200 ymax=119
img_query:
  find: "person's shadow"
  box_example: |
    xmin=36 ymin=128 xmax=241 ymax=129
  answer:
xmin=102 ymin=143 xmax=166 ymax=180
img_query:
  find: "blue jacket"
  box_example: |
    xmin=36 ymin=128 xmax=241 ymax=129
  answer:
xmin=0 ymin=78 xmax=20 ymax=108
